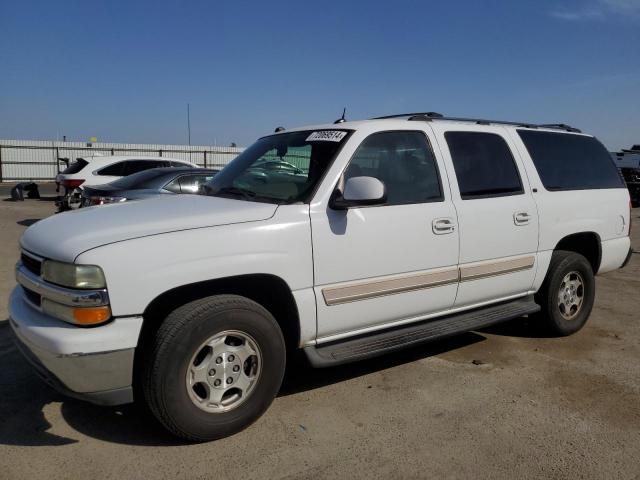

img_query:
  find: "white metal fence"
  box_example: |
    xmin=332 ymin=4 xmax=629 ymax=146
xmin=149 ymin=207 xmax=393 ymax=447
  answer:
xmin=0 ymin=140 xmax=244 ymax=181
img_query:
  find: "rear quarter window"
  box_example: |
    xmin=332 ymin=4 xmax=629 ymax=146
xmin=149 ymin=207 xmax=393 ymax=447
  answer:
xmin=60 ymin=159 xmax=88 ymax=174
xmin=517 ymin=130 xmax=624 ymax=191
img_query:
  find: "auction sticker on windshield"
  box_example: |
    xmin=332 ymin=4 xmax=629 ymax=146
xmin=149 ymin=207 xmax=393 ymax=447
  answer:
xmin=306 ymin=131 xmax=348 ymax=142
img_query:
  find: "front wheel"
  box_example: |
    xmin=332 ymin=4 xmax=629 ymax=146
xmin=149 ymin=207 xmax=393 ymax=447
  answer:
xmin=142 ymin=295 xmax=286 ymax=441
xmin=534 ymin=250 xmax=596 ymax=336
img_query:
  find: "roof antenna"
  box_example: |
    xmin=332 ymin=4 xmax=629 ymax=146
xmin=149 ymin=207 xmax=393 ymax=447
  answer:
xmin=333 ymin=107 xmax=346 ymax=124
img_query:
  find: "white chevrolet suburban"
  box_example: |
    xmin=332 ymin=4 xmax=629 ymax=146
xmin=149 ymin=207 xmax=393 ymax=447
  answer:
xmin=9 ymin=112 xmax=632 ymax=441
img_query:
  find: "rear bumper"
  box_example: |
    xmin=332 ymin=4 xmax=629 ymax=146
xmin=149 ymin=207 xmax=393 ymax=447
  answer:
xmin=599 ymin=236 xmax=632 ymax=274
xmin=8 ymin=287 xmax=142 ymax=406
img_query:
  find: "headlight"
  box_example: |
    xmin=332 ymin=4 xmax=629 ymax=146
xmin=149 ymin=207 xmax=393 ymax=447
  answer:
xmin=42 ymin=260 xmax=106 ymax=289
xmin=89 ymin=196 xmax=127 ymax=206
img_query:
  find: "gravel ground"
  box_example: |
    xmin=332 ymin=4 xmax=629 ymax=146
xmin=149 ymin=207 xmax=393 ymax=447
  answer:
xmin=0 ymin=195 xmax=638 ymax=480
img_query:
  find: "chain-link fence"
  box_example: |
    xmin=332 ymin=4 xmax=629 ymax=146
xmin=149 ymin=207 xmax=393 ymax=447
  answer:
xmin=0 ymin=140 xmax=244 ymax=182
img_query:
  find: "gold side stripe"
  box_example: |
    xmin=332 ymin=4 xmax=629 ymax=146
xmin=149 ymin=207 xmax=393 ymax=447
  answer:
xmin=322 ymin=255 xmax=535 ymax=306
xmin=322 ymin=268 xmax=459 ymax=306
xmin=459 ymin=255 xmax=535 ymax=282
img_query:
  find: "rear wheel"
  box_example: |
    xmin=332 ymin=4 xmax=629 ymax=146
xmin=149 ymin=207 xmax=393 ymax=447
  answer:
xmin=534 ymin=250 xmax=595 ymax=336
xmin=142 ymin=294 xmax=286 ymax=441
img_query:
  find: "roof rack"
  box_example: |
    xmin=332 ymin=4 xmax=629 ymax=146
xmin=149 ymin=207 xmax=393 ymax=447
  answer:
xmin=372 ymin=112 xmax=443 ymax=120
xmin=370 ymin=112 xmax=581 ymax=133
xmin=537 ymin=124 xmax=582 ymax=133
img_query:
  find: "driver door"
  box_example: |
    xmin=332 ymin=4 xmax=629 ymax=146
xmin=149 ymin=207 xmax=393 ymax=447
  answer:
xmin=310 ymin=129 xmax=460 ymax=341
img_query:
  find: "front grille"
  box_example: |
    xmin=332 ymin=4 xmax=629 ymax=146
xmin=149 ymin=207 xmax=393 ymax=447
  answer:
xmin=21 ymin=252 xmax=42 ymax=276
xmin=22 ymin=286 xmax=41 ymax=307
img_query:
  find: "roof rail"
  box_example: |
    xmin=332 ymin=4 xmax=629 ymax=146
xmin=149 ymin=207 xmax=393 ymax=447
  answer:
xmin=437 ymin=116 xmax=539 ymax=129
xmin=370 ymin=112 xmax=581 ymax=133
xmin=538 ymin=124 xmax=582 ymax=133
xmin=372 ymin=112 xmax=443 ymax=120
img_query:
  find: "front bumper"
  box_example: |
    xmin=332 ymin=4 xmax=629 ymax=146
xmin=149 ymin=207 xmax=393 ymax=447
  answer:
xmin=8 ymin=287 xmax=143 ymax=406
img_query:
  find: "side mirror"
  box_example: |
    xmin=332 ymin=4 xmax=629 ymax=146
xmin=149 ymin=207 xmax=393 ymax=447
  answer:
xmin=330 ymin=176 xmax=387 ymax=210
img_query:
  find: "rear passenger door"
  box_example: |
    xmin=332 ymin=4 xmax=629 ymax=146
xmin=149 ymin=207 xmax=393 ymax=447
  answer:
xmin=430 ymin=124 xmax=539 ymax=308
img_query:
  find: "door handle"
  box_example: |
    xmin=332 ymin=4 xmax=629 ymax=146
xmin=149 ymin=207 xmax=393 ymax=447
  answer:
xmin=432 ymin=217 xmax=456 ymax=234
xmin=514 ymin=212 xmax=530 ymax=226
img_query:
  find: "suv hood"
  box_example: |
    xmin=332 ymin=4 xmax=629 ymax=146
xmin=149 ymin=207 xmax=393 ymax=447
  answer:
xmin=21 ymin=195 xmax=278 ymax=262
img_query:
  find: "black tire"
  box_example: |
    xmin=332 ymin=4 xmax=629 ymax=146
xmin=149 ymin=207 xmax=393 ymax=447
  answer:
xmin=534 ymin=250 xmax=595 ymax=336
xmin=141 ymin=294 xmax=286 ymax=441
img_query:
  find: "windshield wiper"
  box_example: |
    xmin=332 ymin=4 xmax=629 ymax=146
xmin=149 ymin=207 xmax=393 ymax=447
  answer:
xmin=212 ymin=186 xmax=257 ymax=201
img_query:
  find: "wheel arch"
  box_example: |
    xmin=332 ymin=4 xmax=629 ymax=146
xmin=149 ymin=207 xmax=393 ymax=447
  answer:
xmin=553 ymin=231 xmax=602 ymax=273
xmin=138 ymin=274 xmax=301 ymax=352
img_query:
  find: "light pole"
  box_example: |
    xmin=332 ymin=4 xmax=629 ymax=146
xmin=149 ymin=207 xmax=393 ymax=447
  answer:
xmin=187 ymin=103 xmax=191 ymax=145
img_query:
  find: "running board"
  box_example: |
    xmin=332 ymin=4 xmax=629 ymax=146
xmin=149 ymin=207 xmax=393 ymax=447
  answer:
xmin=304 ymin=296 xmax=540 ymax=367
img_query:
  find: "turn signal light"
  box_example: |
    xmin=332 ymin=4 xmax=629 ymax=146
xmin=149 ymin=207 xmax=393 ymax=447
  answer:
xmin=73 ymin=306 xmax=112 ymax=325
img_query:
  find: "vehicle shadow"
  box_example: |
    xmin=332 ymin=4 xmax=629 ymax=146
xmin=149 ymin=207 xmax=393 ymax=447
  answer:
xmin=477 ymin=315 xmax=557 ymax=339
xmin=279 ymin=332 xmax=485 ymax=396
xmin=0 ymin=318 xmax=492 ymax=447
xmin=17 ymin=219 xmax=41 ymax=227
xmin=2 ymin=195 xmax=57 ymax=202
xmin=0 ymin=321 xmax=77 ymax=446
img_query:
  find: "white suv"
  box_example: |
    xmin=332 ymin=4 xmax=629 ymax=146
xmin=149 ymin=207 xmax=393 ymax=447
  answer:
xmin=10 ymin=113 xmax=632 ymax=441
xmin=55 ymin=155 xmax=198 ymax=210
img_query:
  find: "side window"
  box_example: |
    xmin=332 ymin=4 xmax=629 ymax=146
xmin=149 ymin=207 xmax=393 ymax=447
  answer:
xmin=98 ymin=161 xmax=125 ymax=176
xmin=164 ymin=178 xmax=182 ymax=193
xmin=179 ymin=174 xmax=214 ymax=193
xmin=445 ymin=131 xmax=523 ymax=199
xmin=123 ymin=160 xmax=164 ymax=176
xmin=344 ymin=131 xmax=443 ymax=205
xmin=517 ymin=130 xmax=624 ymax=191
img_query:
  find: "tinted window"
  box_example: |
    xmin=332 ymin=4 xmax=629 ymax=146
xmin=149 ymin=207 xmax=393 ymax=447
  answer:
xmin=164 ymin=178 xmax=182 ymax=193
xmin=179 ymin=174 xmax=215 ymax=193
xmin=60 ymin=158 xmax=88 ymax=174
xmin=98 ymin=161 xmax=125 ymax=176
xmin=345 ymin=131 xmax=442 ymax=205
xmin=122 ymin=160 xmax=165 ymax=175
xmin=109 ymin=168 xmax=170 ymax=189
xmin=446 ymin=132 xmax=523 ymax=199
xmin=518 ymin=130 xmax=625 ymax=190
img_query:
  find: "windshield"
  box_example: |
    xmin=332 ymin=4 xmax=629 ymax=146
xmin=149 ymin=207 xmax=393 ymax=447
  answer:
xmin=108 ymin=168 xmax=177 ymax=189
xmin=205 ymin=130 xmax=351 ymax=204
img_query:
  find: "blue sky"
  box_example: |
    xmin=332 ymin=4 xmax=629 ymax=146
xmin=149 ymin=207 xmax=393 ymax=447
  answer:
xmin=1 ymin=0 xmax=638 ymax=149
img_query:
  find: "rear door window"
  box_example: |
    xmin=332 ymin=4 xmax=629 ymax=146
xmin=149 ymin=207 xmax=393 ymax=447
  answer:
xmin=517 ymin=130 xmax=624 ymax=190
xmin=122 ymin=160 xmax=165 ymax=175
xmin=445 ymin=131 xmax=523 ymax=199
xmin=97 ymin=161 xmax=126 ymax=176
